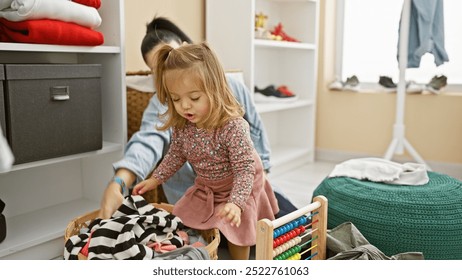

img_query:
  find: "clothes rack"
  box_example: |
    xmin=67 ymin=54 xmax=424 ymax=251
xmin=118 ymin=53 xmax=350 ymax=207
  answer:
xmin=383 ymin=0 xmax=431 ymax=170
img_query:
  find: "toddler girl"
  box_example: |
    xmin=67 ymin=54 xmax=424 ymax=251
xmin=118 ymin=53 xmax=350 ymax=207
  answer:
xmin=133 ymin=42 xmax=279 ymax=260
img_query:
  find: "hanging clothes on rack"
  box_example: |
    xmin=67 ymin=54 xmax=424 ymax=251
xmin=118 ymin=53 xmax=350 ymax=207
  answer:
xmin=398 ymin=0 xmax=449 ymax=68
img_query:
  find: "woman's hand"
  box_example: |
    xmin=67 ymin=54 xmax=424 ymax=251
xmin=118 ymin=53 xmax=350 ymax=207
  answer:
xmin=216 ymin=202 xmax=242 ymax=227
xmin=132 ymin=177 xmax=160 ymax=195
xmin=99 ymin=169 xmax=136 ymax=219
xmin=99 ymin=182 xmax=124 ymax=219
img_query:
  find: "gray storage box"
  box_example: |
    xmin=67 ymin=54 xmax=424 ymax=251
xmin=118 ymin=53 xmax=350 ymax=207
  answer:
xmin=4 ymin=64 xmax=102 ymax=164
xmin=0 ymin=65 xmax=5 ymax=137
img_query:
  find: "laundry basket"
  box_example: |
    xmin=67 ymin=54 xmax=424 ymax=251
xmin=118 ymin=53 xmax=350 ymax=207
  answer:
xmin=126 ymin=70 xmax=167 ymax=204
xmin=64 ymin=203 xmax=220 ymax=260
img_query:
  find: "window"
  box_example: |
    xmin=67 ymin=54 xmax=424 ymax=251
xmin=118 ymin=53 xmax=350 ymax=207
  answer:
xmin=337 ymin=0 xmax=462 ymax=90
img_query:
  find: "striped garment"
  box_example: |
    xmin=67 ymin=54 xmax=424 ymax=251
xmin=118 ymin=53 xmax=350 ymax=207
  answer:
xmin=64 ymin=195 xmax=184 ymax=260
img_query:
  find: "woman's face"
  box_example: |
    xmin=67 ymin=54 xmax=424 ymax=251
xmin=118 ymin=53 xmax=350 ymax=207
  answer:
xmin=144 ymin=40 xmax=181 ymax=70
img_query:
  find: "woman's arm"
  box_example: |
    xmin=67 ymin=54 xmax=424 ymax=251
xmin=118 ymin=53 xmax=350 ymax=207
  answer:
xmin=226 ymin=75 xmax=272 ymax=172
xmin=112 ymin=96 xmax=172 ymax=182
xmin=99 ymin=95 xmax=171 ymax=218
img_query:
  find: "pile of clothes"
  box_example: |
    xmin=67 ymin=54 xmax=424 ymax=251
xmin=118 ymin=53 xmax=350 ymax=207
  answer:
xmin=0 ymin=0 xmax=104 ymax=46
xmin=64 ymin=195 xmax=210 ymax=260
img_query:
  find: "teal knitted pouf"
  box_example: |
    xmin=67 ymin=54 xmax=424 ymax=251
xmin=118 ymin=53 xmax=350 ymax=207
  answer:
xmin=313 ymin=171 xmax=462 ymax=260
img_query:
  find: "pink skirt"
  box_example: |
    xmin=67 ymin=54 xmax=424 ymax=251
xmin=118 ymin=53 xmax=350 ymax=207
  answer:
xmin=172 ymin=152 xmax=279 ymax=246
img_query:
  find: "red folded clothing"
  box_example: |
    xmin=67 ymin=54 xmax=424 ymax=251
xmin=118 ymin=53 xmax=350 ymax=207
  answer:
xmin=0 ymin=18 xmax=104 ymax=46
xmin=72 ymin=0 xmax=101 ymax=9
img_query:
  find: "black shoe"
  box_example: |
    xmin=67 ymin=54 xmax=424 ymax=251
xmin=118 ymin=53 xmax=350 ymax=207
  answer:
xmin=426 ymin=75 xmax=447 ymax=94
xmin=254 ymin=85 xmax=290 ymax=98
xmin=379 ymin=76 xmax=397 ymax=89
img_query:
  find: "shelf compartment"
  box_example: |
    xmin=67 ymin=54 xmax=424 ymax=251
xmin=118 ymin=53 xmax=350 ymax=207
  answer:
xmin=0 ymin=0 xmax=125 ymax=260
xmin=254 ymin=47 xmax=316 ymax=98
xmin=0 ymin=198 xmax=99 ymax=259
xmin=256 ymin=0 xmax=318 ymax=44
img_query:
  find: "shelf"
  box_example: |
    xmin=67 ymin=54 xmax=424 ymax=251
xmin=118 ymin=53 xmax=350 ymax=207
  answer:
xmin=0 ymin=0 xmax=125 ymax=260
xmin=0 ymin=43 xmax=121 ymax=54
xmin=254 ymin=39 xmax=316 ymax=50
xmin=255 ymin=99 xmax=314 ymax=113
xmin=206 ymin=0 xmax=318 ymax=184
xmin=0 ymin=198 xmax=99 ymax=258
xmin=3 ymin=141 xmax=123 ymax=173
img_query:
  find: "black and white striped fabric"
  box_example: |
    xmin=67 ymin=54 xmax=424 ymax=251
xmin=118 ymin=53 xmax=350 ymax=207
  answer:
xmin=64 ymin=195 xmax=184 ymax=260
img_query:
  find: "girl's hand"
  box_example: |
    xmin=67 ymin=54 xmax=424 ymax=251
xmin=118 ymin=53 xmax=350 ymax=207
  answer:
xmin=132 ymin=177 xmax=159 ymax=195
xmin=216 ymin=202 xmax=242 ymax=227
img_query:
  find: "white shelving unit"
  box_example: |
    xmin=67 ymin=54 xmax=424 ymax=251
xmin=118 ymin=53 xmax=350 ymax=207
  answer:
xmin=0 ymin=0 xmax=126 ymax=259
xmin=206 ymin=0 xmax=319 ymax=176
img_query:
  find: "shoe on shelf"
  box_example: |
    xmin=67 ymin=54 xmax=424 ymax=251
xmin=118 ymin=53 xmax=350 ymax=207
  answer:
xmin=425 ymin=75 xmax=447 ymax=94
xmin=277 ymin=85 xmax=295 ymax=97
xmin=379 ymin=76 xmax=397 ymax=89
xmin=343 ymin=75 xmax=360 ymax=91
xmin=328 ymin=76 xmax=360 ymax=92
xmin=254 ymin=85 xmax=285 ymax=98
xmin=254 ymin=85 xmax=297 ymax=103
xmin=328 ymin=78 xmax=344 ymax=91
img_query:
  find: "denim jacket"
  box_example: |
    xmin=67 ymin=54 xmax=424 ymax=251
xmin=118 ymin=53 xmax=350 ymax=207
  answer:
xmin=113 ymin=76 xmax=272 ymax=203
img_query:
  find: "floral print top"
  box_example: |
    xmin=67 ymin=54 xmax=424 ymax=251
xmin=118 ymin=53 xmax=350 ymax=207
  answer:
xmin=152 ymin=117 xmax=255 ymax=210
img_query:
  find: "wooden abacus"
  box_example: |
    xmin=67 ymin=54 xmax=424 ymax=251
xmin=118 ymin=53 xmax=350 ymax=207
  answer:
xmin=256 ymin=195 xmax=328 ymax=260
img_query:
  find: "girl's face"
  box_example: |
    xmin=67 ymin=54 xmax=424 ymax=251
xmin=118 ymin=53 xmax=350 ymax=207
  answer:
xmin=165 ymin=70 xmax=210 ymax=127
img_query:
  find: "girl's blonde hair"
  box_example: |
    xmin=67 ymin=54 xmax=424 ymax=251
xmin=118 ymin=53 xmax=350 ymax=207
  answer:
xmin=154 ymin=42 xmax=244 ymax=130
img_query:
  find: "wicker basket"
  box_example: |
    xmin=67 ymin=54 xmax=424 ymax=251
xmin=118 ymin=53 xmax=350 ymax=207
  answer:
xmin=126 ymin=70 xmax=153 ymax=140
xmin=126 ymin=70 xmax=167 ymax=204
xmin=64 ymin=203 xmax=220 ymax=260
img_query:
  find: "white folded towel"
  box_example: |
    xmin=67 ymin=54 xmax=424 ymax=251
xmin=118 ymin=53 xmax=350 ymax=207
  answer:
xmin=328 ymin=157 xmax=429 ymax=185
xmin=0 ymin=0 xmax=101 ymax=28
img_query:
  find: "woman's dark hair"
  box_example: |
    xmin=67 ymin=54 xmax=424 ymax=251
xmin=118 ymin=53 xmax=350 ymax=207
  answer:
xmin=141 ymin=17 xmax=193 ymax=62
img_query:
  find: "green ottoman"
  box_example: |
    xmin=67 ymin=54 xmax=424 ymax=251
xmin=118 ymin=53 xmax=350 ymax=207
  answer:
xmin=313 ymin=171 xmax=462 ymax=259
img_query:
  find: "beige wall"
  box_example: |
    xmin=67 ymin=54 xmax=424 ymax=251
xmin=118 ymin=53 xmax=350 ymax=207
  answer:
xmin=317 ymin=0 xmax=462 ymax=164
xmin=124 ymin=0 xmax=204 ymax=71
xmin=123 ymin=0 xmax=462 ymax=164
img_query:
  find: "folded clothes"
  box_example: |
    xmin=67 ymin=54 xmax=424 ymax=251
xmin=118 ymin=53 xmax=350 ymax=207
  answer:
xmin=0 ymin=0 xmax=102 ymax=28
xmin=1 ymin=0 xmax=101 ymax=10
xmin=0 ymin=18 xmax=104 ymax=45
